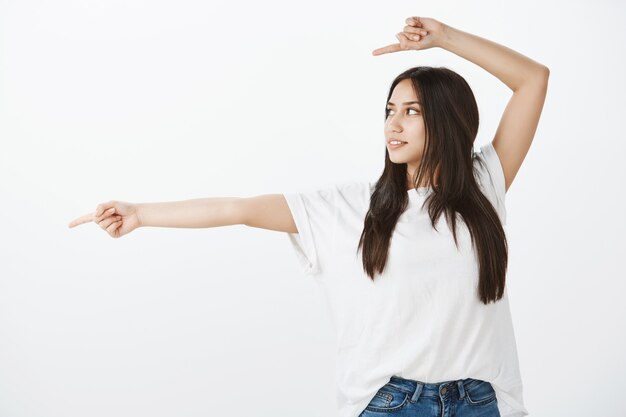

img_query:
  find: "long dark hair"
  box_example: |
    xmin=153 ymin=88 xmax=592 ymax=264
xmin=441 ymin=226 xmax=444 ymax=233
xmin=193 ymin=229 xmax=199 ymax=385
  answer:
xmin=356 ymin=66 xmax=507 ymax=304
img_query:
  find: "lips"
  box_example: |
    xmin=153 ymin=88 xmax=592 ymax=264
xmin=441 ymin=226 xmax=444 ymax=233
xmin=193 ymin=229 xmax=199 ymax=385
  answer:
xmin=387 ymin=138 xmax=408 ymax=144
xmin=387 ymin=140 xmax=407 ymax=149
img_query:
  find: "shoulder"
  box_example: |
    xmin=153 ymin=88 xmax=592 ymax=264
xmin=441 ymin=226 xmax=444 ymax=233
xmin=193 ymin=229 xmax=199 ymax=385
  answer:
xmin=335 ymin=180 xmax=373 ymax=194
xmin=335 ymin=181 xmax=373 ymax=202
xmin=284 ymin=180 xmax=371 ymax=211
xmin=472 ymin=141 xmax=507 ymax=224
xmin=473 ymin=142 xmax=504 ymax=189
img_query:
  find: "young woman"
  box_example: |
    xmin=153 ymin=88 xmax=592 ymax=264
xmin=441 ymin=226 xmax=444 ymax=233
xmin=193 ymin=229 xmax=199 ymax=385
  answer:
xmin=69 ymin=16 xmax=548 ymax=417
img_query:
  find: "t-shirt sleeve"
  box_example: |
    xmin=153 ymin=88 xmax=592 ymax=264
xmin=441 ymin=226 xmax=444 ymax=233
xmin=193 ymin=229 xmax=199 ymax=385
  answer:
xmin=282 ymin=186 xmax=337 ymax=277
xmin=472 ymin=141 xmax=507 ymax=225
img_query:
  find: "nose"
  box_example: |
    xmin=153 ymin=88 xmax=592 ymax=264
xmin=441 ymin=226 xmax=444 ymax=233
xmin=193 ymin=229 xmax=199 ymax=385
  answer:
xmin=387 ymin=118 xmax=403 ymax=134
xmin=386 ymin=112 xmax=404 ymax=133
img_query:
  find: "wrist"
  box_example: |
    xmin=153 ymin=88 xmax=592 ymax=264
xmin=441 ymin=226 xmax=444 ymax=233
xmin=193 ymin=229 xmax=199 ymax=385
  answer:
xmin=438 ymin=23 xmax=458 ymax=50
xmin=136 ymin=203 xmax=147 ymax=228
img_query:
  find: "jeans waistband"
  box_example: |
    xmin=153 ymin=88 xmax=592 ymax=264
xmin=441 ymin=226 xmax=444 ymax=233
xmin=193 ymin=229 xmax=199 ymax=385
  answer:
xmin=388 ymin=375 xmax=484 ymax=402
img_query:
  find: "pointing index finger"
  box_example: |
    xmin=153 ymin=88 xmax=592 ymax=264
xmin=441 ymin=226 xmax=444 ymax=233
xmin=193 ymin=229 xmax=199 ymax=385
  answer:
xmin=372 ymin=43 xmax=402 ymax=56
xmin=68 ymin=212 xmax=95 ymax=228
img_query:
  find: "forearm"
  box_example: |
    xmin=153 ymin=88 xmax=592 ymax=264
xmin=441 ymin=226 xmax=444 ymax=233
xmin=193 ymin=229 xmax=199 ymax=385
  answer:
xmin=440 ymin=24 xmax=549 ymax=91
xmin=137 ymin=197 xmax=243 ymax=228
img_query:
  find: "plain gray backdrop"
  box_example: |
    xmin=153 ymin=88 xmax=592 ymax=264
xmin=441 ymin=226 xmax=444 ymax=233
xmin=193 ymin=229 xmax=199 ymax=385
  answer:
xmin=1 ymin=0 xmax=624 ymax=416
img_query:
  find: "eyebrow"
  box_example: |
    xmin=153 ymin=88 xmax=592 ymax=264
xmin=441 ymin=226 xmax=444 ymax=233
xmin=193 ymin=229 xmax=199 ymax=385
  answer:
xmin=387 ymin=101 xmax=421 ymax=106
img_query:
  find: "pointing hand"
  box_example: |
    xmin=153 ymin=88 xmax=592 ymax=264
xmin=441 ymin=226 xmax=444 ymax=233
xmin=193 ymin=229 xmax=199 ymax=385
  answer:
xmin=372 ymin=16 xmax=447 ymax=56
xmin=68 ymin=200 xmax=141 ymax=239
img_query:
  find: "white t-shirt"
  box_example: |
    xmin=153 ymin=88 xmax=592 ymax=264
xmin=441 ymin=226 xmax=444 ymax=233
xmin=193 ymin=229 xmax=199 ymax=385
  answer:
xmin=283 ymin=142 xmax=528 ymax=417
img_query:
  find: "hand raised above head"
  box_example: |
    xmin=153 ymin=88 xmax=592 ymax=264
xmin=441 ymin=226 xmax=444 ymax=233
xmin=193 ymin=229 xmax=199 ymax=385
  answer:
xmin=372 ymin=16 xmax=448 ymax=56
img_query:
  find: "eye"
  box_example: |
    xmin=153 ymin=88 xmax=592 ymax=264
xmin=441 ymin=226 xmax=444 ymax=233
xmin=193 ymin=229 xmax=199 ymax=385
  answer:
xmin=385 ymin=107 xmax=421 ymax=118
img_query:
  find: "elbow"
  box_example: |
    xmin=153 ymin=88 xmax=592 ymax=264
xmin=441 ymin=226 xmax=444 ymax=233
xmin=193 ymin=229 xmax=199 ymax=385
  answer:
xmin=525 ymin=66 xmax=550 ymax=89
xmin=535 ymin=65 xmax=550 ymax=80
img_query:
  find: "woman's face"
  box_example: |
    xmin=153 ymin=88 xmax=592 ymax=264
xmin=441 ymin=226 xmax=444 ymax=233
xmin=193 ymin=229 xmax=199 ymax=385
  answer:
xmin=384 ymin=79 xmax=427 ymax=186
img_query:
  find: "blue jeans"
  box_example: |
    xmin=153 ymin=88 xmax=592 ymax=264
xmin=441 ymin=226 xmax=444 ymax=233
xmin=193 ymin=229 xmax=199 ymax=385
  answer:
xmin=358 ymin=375 xmax=501 ymax=417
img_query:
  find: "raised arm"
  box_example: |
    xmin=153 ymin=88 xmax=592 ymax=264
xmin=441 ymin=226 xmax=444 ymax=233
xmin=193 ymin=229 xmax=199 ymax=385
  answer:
xmin=373 ymin=16 xmax=550 ymax=193
xmin=437 ymin=21 xmax=549 ymax=193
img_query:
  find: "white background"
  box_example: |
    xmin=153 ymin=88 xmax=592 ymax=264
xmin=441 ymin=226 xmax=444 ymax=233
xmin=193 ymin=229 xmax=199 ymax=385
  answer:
xmin=1 ymin=0 xmax=625 ymax=416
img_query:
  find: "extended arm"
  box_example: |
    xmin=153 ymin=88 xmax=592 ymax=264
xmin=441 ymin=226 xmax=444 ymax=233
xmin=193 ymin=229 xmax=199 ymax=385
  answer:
xmin=137 ymin=197 xmax=243 ymax=228
xmin=69 ymin=194 xmax=298 ymax=238
xmin=137 ymin=194 xmax=298 ymax=233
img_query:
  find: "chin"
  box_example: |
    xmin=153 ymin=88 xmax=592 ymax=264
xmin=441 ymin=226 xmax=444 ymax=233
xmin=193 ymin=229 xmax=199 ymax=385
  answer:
xmin=388 ymin=157 xmax=409 ymax=164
